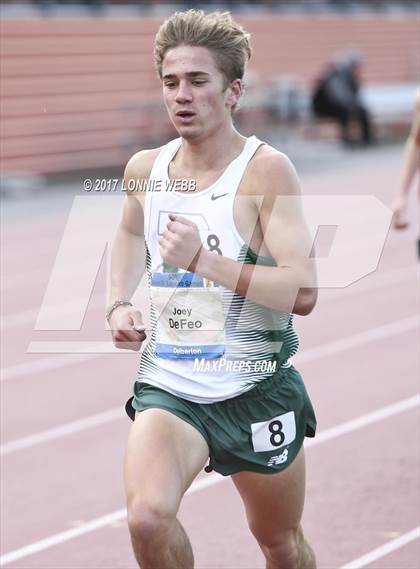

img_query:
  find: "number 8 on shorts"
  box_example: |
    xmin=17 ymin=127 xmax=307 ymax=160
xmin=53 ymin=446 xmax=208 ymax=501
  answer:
xmin=251 ymin=411 xmax=296 ymax=452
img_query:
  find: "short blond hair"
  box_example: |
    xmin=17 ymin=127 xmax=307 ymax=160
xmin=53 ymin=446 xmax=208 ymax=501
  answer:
xmin=154 ymin=10 xmax=251 ymax=86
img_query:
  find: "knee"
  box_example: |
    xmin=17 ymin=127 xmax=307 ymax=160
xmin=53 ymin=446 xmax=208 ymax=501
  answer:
xmin=256 ymin=528 xmax=300 ymax=569
xmin=127 ymin=495 xmax=176 ymax=543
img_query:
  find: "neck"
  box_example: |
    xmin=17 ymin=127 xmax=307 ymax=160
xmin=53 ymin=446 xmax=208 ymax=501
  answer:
xmin=177 ymin=123 xmax=246 ymax=173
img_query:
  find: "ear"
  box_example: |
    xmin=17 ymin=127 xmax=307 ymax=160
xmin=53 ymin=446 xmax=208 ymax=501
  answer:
xmin=226 ymin=79 xmax=242 ymax=108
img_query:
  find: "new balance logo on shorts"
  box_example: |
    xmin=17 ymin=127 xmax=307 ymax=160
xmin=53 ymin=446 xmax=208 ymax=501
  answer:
xmin=267 ymin=448 xmax=289 ymax=466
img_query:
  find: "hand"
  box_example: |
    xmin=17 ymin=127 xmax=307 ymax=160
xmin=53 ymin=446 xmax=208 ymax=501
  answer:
xmin=391 ymin=196 xmax=409 ymax=230
xmin=159 ymin=214 xmax=204 ymax=272
xmin=109 ymin=305 xmax=146 ymax=351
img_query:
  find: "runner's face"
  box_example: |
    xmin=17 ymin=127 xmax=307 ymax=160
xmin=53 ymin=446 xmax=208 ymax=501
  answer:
xmin=161 ymin=45 xmax=233 ymax=139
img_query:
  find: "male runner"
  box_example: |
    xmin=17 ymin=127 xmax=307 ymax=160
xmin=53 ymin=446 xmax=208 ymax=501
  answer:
xmin=391 ymin=89 xmax=420 ymax=257
xmin=108 ymin=10 xmax=318 ymax=569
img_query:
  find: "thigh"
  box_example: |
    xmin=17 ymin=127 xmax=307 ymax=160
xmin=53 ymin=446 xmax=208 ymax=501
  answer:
xmin=124 ymin=408 xmax=210 ymax=515
xmin=232 ymin=447 xmax=306 ymax=538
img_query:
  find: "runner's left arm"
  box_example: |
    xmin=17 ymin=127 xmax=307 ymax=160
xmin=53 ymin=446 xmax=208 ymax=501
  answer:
xmin=160 ymin=152 xmax=317 ymax=315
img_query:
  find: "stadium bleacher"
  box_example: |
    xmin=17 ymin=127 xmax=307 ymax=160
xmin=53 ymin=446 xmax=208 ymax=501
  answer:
xmin=0 ymin=12 xmax=418 ymax=175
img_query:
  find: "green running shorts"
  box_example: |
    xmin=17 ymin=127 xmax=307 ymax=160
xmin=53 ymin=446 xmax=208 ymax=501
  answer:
xmin=126 ymin=365 xmax=316 ymax=476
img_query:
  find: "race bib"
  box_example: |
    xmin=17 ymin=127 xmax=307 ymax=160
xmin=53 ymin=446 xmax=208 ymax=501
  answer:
xmin=251 ymin=411 xmax=296 ymax=452
xmin=151 ymin=271 xmax=226 ymax=359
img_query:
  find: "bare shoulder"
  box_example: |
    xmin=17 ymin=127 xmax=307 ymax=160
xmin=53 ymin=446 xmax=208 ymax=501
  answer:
xmin=123 ymin=146 xmax=164 ymax=210
xmin=243 ymin=143 xmax=301 ymax=199
xmin=124 ymin=146 xmax=163 ymax=184
xmin=120 ymin=147 xmax=163 ymax=234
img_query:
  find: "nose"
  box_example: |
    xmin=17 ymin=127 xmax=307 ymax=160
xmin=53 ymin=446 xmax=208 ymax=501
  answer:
xmin=175 ymin=80 xmax=193 ymax=104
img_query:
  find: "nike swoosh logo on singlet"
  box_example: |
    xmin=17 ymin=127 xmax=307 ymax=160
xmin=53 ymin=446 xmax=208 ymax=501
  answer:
xmin=211 ymin=193 xmax=228 ymax=201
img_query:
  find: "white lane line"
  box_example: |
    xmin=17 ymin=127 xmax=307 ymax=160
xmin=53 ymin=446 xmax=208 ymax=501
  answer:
xmin=3 ymin=312 xmax=418 ymax=383
xmin=295 ymin=315 xmax=418 ymax=365
xmin=2 ymin=262 xmax=417 ymax=326
xmin=0 ymin=394 xmax=418 ymax=565
xmin=305 ymin=394 xmax=419 ymax=448
xmin=0 ymin=472 xmax=222 ymax=566
xmin=30 ymin=311 xmax=417 ymax=355
xmin=318 ymin=264 xmax=418 ymax=305
xmin=1 ymin=295 xmax=105 ymax=331
xmin=340 ymin=526 xmax=420 ymax=568
xmin=0 ymin=408 xmax=123 ymax=456
xmin=2 ymin=391 xmax=419 ymax=458
xmin=1 ymin=267 xmax=51 ymax=292
xmin=26 ymin=341 xmax=137 ymax=353
xmin=0 ymin=353 xmax=103 ymax=382
xmin=1 ymin=313 xmax=418 ymax=453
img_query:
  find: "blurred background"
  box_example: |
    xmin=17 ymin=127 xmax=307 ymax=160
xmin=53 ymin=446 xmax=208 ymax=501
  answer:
xmin=0 ymin=0 xmax=418 ymax=181
xmin=1 ymin=2 xmax=419 ymax=569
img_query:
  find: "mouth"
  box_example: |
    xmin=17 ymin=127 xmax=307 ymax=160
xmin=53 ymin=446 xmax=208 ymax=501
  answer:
xmin=175 ymin=110 xmax=196 ymax=122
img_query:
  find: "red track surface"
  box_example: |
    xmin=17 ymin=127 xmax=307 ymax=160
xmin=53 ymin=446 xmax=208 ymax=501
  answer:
xmin=1 ymin=144 xmax=419 ymax=568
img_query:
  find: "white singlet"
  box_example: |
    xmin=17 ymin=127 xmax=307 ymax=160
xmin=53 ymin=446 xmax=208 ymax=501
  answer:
xmin=137 ymin=135 xmax=299 ymax=403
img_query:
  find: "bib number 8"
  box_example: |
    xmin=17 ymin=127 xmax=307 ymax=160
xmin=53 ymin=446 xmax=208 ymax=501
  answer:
xmin=207 ymin=234 xmax=222 ymax=256
xmin=251 ymin=411 xmax=296 ymax=452
xmin=268 ymin=420 xmax=285 ymax=447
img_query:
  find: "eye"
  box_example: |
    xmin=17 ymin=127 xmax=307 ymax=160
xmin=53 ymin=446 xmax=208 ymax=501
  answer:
xmin=192 ymin=80 xmax=206 ymax=86
xmin=164 ymin=82 xmax=176 ymax=89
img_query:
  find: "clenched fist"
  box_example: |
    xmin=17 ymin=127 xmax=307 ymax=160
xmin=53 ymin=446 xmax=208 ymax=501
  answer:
xmin=109 ymin=305 xmax=146 ymax=351
xmin=159 ymin=214 xmax=206 ymax=272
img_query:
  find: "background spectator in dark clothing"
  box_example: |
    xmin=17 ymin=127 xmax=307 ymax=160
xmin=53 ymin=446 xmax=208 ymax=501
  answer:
xmin=312 ymin=51 xmax=373 ymax=146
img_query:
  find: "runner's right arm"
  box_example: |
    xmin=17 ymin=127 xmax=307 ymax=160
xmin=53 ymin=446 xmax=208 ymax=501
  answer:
xmin=108 ymin=150 xmax=157 ymax=350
